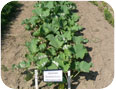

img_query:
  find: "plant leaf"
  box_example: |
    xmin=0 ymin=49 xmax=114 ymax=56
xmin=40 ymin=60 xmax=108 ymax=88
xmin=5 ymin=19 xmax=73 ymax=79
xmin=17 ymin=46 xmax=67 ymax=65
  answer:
xmin=71 ymin=61 xmax=80 ymax=71
xmin=29 ymin=16 xmax=39 ymax=26
xmin=25 ymin=53 xmax=34 ymax=62
xmin=71 ymin=13 xmax=80 ymax=21
xmin=25 ymin=38 xmax=39 ymax=54
xmin=37 ymin=58 xmax=49 ymax=69
xmin=48 ymin=63 xmax=58 ymax=70
xmin=39 ymin=43 xmax=46 ymax=51
xmin=32 ymin=8 xmax=50 ymax=18
xmin=18 ymin=61 xmax=30 ymax=68
xmin=73 ymin=36 xmax=83 ymax=44
xmin=25 ymin=71 xmax=33 ymax=81
xmin=73 ymin=44 xmax=88 ymax=59
xmin=46 ymin=34 xmax=63 ymax=49
xmin=47 ymin=47 xmax=56 ymax=56
xmin=79 ymin=61 xmax=92 ymax=72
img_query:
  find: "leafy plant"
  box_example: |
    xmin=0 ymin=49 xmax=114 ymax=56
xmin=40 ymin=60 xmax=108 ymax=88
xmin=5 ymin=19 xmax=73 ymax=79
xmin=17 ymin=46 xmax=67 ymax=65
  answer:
xmin=13 ymin=1 xmax=93 ymax=88
xmin=104 ymin=8 xmax=114 ymax=26
xmin=1 ymin=1 xmax=21 ymax=29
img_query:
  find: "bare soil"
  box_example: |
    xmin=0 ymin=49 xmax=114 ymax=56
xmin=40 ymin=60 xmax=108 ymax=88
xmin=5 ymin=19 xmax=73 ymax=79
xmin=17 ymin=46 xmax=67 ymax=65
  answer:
xmin=1 ymin=1 xmax=114 ymax=89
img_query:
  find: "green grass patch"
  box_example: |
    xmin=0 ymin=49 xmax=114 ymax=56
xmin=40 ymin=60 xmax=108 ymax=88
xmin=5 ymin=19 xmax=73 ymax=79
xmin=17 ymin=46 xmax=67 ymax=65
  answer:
xmin=89 ymin=1 xmax=114 ymax=27
xmin=104 ymin=8 xmax=114 ymax=26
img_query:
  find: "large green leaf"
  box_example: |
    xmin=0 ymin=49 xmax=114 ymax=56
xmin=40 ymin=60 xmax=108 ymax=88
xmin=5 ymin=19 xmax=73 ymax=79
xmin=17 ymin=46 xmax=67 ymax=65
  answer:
xmin=77 ymin=25 xmax=83 ymax=31
xmin=42 ymin=23 xmax=51 ymax=34
xmin=73 ymin=36 xmax=88 ymax=44
xmin=63 ymin=63 xmax=70 ymax=72
xmin=45 ymin=1 xmax=54 ymax=9
xmin=39 ymin=43 xmax=46 ymax=51
xmin=73 ymin=44 xmax=88 ymax=59
xmin=64 ymin=49 xmax=72 ymax=59
xmin=32 ymin=8 xmax=42 ymax=16
xmin=52 ymin=17 xmax=60 ymax=27
xmin=37 ymin=53 xmax=47 ymax=60
xmin=25 ymin=38 xmax=39 ymax=54
xmin=47 ymin=47 xmax=56 ymax=56
xmin=29 ymin=16 xmax=39 ymax=26
xmin=61 ymin=5 xmax=69 ymax=14
xmin=71 ymin=61 xmax=80 ymax=71
xmin=51 ymin=18 xmax=60 ymax=33
xmin=37 ymin=58 xmax=49 ymax=69
xmin=64 ymin=1 xmax=77 ymax=10
xmin=25 ymin=53 xmax=34 ymax=62
xmin=25 ymin=25 xmax=31 ymax=30
xmin=73 ymin=36 xmax=84 ymax=44
xmin=54 ymin=57 xmax=70 ymax=72
xmin=58 ymin=52 xmax=66 ymax=61
xmin=22 ymin=19 xmax=29 ymax=25
xmin=34 ymin=53 xmax=47 ymax=62
xmin=62 ymin=31 xmax=72 ymax=41
xmin=46 ymin=34 xmax=54 ymax=41
xmin=42 ymin=22 xmax=59 ymax=34
xmin=25 ymin=71 xmax=33 ymax=81
xmin=32 ymin=28 xmax=40 ymax=37
xmin=68 ymin=19 xmax=75 ymax=26
xmin=46 ymin=34 xmax=63 ymax=49
xmin=63 ymin=44 xmax=71 ymax=50
xmin=79 ymin=61 xmax=92 ymax=72
xmin=32 ymin=8 xmax=50 ymax=18
xmin=48 ymin=63 xmax=58 ymax=70
xmin=71 ymin=24 xmax=79 ymax=32
xmin=71 ymin=13 xmax=80 ymax=22
xmin=18 ymin=61 xmax=30 ymax=68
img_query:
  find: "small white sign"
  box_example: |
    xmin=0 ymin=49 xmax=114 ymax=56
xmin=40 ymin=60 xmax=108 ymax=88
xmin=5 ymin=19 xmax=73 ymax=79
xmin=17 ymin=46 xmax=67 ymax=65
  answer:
xmin=43 ymin=70 xmax=63 ymax=82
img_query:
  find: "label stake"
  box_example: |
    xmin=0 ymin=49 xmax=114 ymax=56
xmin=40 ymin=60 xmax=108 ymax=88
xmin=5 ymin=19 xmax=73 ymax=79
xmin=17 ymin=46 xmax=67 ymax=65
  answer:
xmin=68 ymin=70 xmax=71 ymax=89
xmin=35 ymin=70 xmax=38 ymax=89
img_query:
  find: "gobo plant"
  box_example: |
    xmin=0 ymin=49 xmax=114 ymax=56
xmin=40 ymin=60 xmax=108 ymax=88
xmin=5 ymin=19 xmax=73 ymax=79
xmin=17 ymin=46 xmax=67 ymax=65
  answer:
xmin=13 ymin=1 xmax=93 ymax=88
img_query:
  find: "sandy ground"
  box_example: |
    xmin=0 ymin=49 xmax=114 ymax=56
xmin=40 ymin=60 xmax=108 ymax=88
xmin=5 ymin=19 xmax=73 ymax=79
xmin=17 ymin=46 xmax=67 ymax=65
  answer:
xmin=74 ymin=2 xmax=114 ymax=89
xmin=1 ymin=1 xmax=114 ymax=89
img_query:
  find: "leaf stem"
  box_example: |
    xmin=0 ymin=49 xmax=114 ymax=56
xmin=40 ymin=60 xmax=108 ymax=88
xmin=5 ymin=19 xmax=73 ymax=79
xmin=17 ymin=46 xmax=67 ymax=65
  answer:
xmin=71 ymin=71 xmax=80 ymax=79
xmin=27 ymin=66 xmax=37 ymax=70
xmin=64 ymin=73 xmax=68 ymax=80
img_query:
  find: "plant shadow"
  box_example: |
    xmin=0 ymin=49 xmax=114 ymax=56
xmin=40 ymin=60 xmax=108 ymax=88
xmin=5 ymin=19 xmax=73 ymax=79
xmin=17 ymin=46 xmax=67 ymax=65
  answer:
xmin=75 ymin=28 xmax=85 ymax=36
xmin=71 ymin=71 xmax=99 ymax=89
xmin=1 ymin=2 xmax=24 ymax=41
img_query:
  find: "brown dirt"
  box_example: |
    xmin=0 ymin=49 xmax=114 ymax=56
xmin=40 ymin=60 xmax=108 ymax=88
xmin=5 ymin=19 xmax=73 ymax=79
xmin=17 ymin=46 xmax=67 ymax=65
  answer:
xmin=75 ymin=2 xmax=114 ymax=89
xmin=1 ymin=1 xmax=36 ymax=89
xmin=1 ymin=1 xmax=114 ymax=89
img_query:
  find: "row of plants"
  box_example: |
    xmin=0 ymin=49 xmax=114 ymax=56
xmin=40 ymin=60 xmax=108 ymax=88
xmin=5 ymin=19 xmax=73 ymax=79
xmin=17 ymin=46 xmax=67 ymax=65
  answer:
xmin=1 ymin=1 xmax=21 ymax=29
xmin=1 ymin=2 xmax=22 ymax=71
xmin=13 ymin=1 xmax=92 ymax=88
xmin=90 ymin=1 xmax=114 ymax=26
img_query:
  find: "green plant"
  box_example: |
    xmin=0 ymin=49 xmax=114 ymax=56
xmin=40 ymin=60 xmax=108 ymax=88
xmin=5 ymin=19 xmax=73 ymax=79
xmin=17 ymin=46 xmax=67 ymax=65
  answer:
xmin=104 ymin=8 xmax=114 ymax=26
xmin=13 ymin=1 xmax=92 ymax=88
xmin=1 ymin=1 xmax=21 ymax=29
xmin=102 ymin=1 xmax=108 ymax=7
xmin=89 ymin=1 xmax=98 ymax=6
xmin=1 ymin=65 xmax=9 ymax=72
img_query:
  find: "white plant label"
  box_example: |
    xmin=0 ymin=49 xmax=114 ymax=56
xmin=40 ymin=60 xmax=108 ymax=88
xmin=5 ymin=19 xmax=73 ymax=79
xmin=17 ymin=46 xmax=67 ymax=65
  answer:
xmin=43 ymin=70 xmax=63 ymax=82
